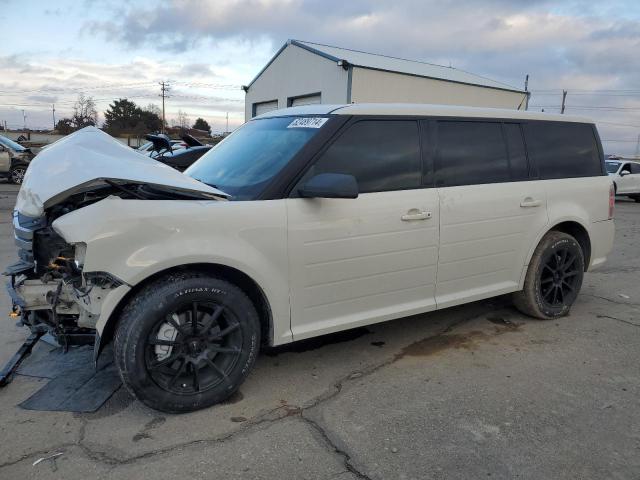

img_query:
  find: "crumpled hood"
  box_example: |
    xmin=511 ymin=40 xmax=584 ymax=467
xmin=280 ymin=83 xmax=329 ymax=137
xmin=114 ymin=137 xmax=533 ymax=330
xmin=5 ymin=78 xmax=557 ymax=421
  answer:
xmin=16 ymin=126 xmax=227 ymax=216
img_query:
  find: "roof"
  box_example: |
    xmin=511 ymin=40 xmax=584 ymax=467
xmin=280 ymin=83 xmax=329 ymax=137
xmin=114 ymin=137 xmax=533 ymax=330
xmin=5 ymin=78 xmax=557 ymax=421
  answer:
xmin=247 ymin=39 xmax=526 ymax=94
xmin=253 ymin=103 xmax=593 ymax=124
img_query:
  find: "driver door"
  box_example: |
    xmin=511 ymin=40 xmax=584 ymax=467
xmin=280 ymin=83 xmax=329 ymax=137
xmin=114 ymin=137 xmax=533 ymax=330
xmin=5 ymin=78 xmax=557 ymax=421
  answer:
xmin=286 ymin=119 xmax=439 ymax=341
xmin=617 ymin=163 xmax=634 ymax=194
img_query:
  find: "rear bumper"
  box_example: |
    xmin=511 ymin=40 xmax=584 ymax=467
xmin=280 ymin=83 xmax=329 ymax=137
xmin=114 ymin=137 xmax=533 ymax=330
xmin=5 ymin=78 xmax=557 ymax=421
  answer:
xmin=588 ymin=219 xmax=615 ymax=270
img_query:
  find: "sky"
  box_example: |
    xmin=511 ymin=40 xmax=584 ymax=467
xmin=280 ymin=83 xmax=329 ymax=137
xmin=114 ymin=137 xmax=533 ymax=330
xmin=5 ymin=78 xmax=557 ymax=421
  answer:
xmin=1 ymin=0 xmax=639 ymax=152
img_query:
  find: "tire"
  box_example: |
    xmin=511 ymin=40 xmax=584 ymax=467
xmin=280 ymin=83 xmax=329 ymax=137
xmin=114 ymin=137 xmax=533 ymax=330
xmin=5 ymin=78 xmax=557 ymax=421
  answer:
xmin=513 ymin=231 xmax=585 ymax=319
xmin=9 ymin=165 xmax=27 ymax=184
xmin=114 ymin=273 xmax=260 ymax=413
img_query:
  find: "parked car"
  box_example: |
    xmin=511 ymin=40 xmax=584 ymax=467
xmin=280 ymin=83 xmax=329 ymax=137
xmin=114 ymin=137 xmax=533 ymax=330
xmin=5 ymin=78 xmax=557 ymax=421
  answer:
xmin=6 ymin=105 xmax=614 ymax=413
xmin=606 ymin=159 xmax=640 ymax=201
xmin=137 ymin=138 xmax=187 ymax=157
xmin=145 ymin=133 xmax=211 ymax=171
xmin=0 ymin=134 xmax=35 ymax=184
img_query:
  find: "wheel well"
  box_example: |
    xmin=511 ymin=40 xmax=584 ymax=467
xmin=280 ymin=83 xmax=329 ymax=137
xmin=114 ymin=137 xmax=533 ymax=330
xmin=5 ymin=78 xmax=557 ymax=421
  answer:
xmin=550 ymin=221 xmax=591 ymax=270
xmin=99 ymin=263 xmax=273 ymax=354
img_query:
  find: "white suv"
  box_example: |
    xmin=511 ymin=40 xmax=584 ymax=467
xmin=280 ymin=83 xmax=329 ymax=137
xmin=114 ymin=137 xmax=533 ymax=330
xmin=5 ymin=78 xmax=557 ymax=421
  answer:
xmin=7 ymin=104 xmax=615 ymax=412
xmin=607 ymin=159 xmax=640 ymax=202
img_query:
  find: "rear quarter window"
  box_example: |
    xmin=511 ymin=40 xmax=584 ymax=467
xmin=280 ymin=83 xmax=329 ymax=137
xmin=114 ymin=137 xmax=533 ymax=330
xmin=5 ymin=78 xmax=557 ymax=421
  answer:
xmin=523 ymin=122 xmax=603 ymax=179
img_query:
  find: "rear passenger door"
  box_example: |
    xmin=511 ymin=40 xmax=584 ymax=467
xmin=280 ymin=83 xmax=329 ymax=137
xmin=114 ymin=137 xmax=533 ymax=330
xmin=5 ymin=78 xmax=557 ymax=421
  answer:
xmin=433 ymin=120 xmax=549 ymax=308
xmin=286 ymin=119 xmax=439 ymax=340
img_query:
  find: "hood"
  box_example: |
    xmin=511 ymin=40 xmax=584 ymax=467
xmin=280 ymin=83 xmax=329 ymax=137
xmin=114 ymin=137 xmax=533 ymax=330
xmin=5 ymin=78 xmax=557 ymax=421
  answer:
xmin=16 ymin=126 xmax=228 ymax=217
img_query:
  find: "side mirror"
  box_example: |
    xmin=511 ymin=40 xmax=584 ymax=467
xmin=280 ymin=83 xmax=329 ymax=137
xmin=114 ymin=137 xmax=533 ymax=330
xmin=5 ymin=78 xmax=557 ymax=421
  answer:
xmin=298 ymin=173 xmax=358 ymax=199
xmin=620 ymin=170 xmax=630 ymax=176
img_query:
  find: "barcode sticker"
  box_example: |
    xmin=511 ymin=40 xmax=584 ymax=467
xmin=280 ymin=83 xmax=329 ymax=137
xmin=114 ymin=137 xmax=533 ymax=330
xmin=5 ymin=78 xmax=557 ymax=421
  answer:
xmin=287 ymin=117 xmax=329 ymax=129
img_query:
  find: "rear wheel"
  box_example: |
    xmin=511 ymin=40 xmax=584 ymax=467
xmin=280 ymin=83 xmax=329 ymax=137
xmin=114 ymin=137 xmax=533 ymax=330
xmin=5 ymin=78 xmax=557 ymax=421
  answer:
xmin=114 ymin=273 xmax=260 ymax=413
xmin=513 ymin=231 xmax=584 ymax=319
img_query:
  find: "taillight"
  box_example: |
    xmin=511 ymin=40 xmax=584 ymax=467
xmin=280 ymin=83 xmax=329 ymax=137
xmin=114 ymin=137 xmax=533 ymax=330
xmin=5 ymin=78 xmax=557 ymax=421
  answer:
xmin=609 ymin=183 xmax=615 ymax=219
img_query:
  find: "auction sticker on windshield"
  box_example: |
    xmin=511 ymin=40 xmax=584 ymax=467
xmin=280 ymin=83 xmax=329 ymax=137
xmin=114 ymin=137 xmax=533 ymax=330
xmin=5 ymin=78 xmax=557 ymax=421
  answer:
xmin=287 ymin=117 xmax=329 ymax=129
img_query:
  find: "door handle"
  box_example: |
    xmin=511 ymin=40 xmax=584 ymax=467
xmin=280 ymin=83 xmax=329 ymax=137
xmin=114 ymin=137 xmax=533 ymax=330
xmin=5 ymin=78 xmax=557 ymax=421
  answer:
xmin=520 ymin=198 xmax=542 ymax=208
xmin=401 ymin=209 xmax=432 ymax=221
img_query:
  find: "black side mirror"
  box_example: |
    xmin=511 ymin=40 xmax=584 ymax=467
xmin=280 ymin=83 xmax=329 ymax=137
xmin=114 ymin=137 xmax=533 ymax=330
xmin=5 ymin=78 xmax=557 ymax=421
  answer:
xmin=298 ymin=173 xmax=358 ymax=199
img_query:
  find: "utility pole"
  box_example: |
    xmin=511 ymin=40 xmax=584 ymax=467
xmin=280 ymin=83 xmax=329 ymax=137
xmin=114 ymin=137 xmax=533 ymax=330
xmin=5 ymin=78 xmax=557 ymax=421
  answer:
xmin=524 ymin=74 xmax=530 ymax=111
xmin=159 ymin=81 xmax=170 ymax=133
xmin=52 ymin=104 xmax=56 ymax=130
xmin=226 ymin=112 xmax=229 ymax=134
xmin=561 ymin=90 xmax=567 ymax=114
xmin=21 ymin=110 xmax=26 ymax=130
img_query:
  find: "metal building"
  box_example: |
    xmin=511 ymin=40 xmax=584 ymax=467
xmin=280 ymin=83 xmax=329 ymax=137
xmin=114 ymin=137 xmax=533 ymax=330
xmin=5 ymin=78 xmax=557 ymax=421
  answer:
xmin=243 ymin=40 xmax=528 ymax=120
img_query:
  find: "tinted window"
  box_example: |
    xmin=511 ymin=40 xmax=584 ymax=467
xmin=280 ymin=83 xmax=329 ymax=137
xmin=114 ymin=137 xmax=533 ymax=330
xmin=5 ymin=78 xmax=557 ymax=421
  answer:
xmin=303 ymin=120 xmax=421 ymax=193
xmin=523 ymin=122 xmax=602 ymax=179
xmin=186 ymin=116 xmax=325 ymax=200
xmin=621 ymin=163 xmax=632 ymax=173
xmin=631 ymin=163 xmax=640 ymax=174
xmin=435 ymin=121 xmax=510 ymax=186
xmin=504 ymin=123 xmax=529 ymax=181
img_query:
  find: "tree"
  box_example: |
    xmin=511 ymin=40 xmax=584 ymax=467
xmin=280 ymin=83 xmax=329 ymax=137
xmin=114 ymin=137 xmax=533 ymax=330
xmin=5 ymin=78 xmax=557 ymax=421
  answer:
xmin=172 ymin=110 xmax=190 ymax=130
xmin=193 ymin=117 xmax=211 ymax=133
xmin=103 ymin=98 xmax=163 ymax=135
xmin=71 ymin=94 xmax=98 ymax=129
xmin=55 ymin=118 xmax=75 ymax=135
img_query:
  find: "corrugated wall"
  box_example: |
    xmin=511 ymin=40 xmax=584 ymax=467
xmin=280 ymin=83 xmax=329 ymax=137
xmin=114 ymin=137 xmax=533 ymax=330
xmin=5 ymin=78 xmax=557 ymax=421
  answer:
xmin=350 ymin=67 xmax=526 ymax=109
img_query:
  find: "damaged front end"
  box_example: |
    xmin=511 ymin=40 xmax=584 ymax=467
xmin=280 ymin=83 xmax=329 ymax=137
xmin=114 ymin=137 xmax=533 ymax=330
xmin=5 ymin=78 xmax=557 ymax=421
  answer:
xmin=7 ymin=198 xmax=128 ymax=350
xmin=1 ymin=127 xmax=227 ymax=385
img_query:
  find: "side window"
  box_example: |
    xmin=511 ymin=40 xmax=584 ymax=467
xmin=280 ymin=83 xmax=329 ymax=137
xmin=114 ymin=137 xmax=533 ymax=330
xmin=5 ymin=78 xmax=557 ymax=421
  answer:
xmin=302 ymin=120 xmax=421 ymax=193
xmin=435 ymin=121 xmax=510 ymax=187
xmin=523 ymin=122 xmax=602 ymax=179
xmin=621 ymin=163 xmax=632 ymax=174
xmin=631 ymin=163 xmax=640 ymax=174
xmin=503 ymin=123 xmax=529 ymax=181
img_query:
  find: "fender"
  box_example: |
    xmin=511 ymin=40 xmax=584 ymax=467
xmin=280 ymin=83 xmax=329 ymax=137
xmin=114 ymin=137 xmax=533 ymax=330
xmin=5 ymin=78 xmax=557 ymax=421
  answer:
xmin=51 ymin=196 xmax=293 ymax=360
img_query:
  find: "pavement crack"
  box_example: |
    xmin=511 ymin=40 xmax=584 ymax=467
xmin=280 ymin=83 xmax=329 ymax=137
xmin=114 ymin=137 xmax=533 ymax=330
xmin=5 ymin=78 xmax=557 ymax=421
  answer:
xmin=582 ymin=293 xmax=640 ymax=307
xmin=301 ymin=414 xmax=372 ymax=480
xmin=596 ymin=314 xmax=640 ymax=328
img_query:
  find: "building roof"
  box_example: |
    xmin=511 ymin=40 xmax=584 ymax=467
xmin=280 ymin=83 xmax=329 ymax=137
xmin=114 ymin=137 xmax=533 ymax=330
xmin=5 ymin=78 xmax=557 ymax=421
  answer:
xmin=254 ymin=103 xmax=593 ymax=124
xmin=247 ymin=39 xmax=526 ymax=94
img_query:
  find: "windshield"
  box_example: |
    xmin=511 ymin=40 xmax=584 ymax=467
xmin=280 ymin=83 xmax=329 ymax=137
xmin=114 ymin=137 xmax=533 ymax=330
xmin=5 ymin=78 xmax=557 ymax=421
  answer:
xmin=0 ymin=135 xmax=26 ymax=152
xmin=605 ymin=161 xmax=621 ymax=173
xmin=185 ymin=116 xmax=328 ymax=200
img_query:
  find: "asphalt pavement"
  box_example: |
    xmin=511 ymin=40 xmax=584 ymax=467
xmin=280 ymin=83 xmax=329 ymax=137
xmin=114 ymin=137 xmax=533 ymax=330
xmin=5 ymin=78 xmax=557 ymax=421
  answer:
xmin=0 ymin=183 xmax=638 ymax=479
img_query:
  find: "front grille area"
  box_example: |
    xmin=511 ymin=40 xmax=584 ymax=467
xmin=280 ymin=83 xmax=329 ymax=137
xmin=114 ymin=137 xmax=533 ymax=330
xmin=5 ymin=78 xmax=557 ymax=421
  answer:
xmin=12 ymin=211 xmax=46 ymax=268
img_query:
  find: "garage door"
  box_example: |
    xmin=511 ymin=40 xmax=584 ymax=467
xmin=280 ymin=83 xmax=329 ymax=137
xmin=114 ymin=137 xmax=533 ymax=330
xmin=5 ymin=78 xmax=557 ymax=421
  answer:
xmin=290 ymin=94 xmax=321 ymax=107
xmin=253 ymin=100 xmax=278 ymax=117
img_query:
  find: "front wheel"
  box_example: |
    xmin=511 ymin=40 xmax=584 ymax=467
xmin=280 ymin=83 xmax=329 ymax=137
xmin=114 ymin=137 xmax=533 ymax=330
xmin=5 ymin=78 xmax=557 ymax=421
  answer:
xmin=513 ymin=231 xmax=585 ymax=319
xmin=114 ymin=273 xmax=260 ymax=413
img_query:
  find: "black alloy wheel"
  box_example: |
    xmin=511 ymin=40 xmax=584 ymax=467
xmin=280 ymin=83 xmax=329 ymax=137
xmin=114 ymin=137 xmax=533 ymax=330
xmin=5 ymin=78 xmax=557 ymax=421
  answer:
xmin=538 ymin=246 xmax=580 ymax=309
xmin=114 ymin=273 xmax=260 ymax=413
xmin=145 ymin=301 xmax=242 ymax=395
xmin=513 ymin=231 xmax=584 ymax=319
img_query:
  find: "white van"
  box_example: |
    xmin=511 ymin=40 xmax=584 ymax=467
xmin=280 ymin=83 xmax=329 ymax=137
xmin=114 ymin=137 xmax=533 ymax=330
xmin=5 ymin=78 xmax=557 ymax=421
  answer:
xmin=7 ymin=104 xmax=614 ymax=412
